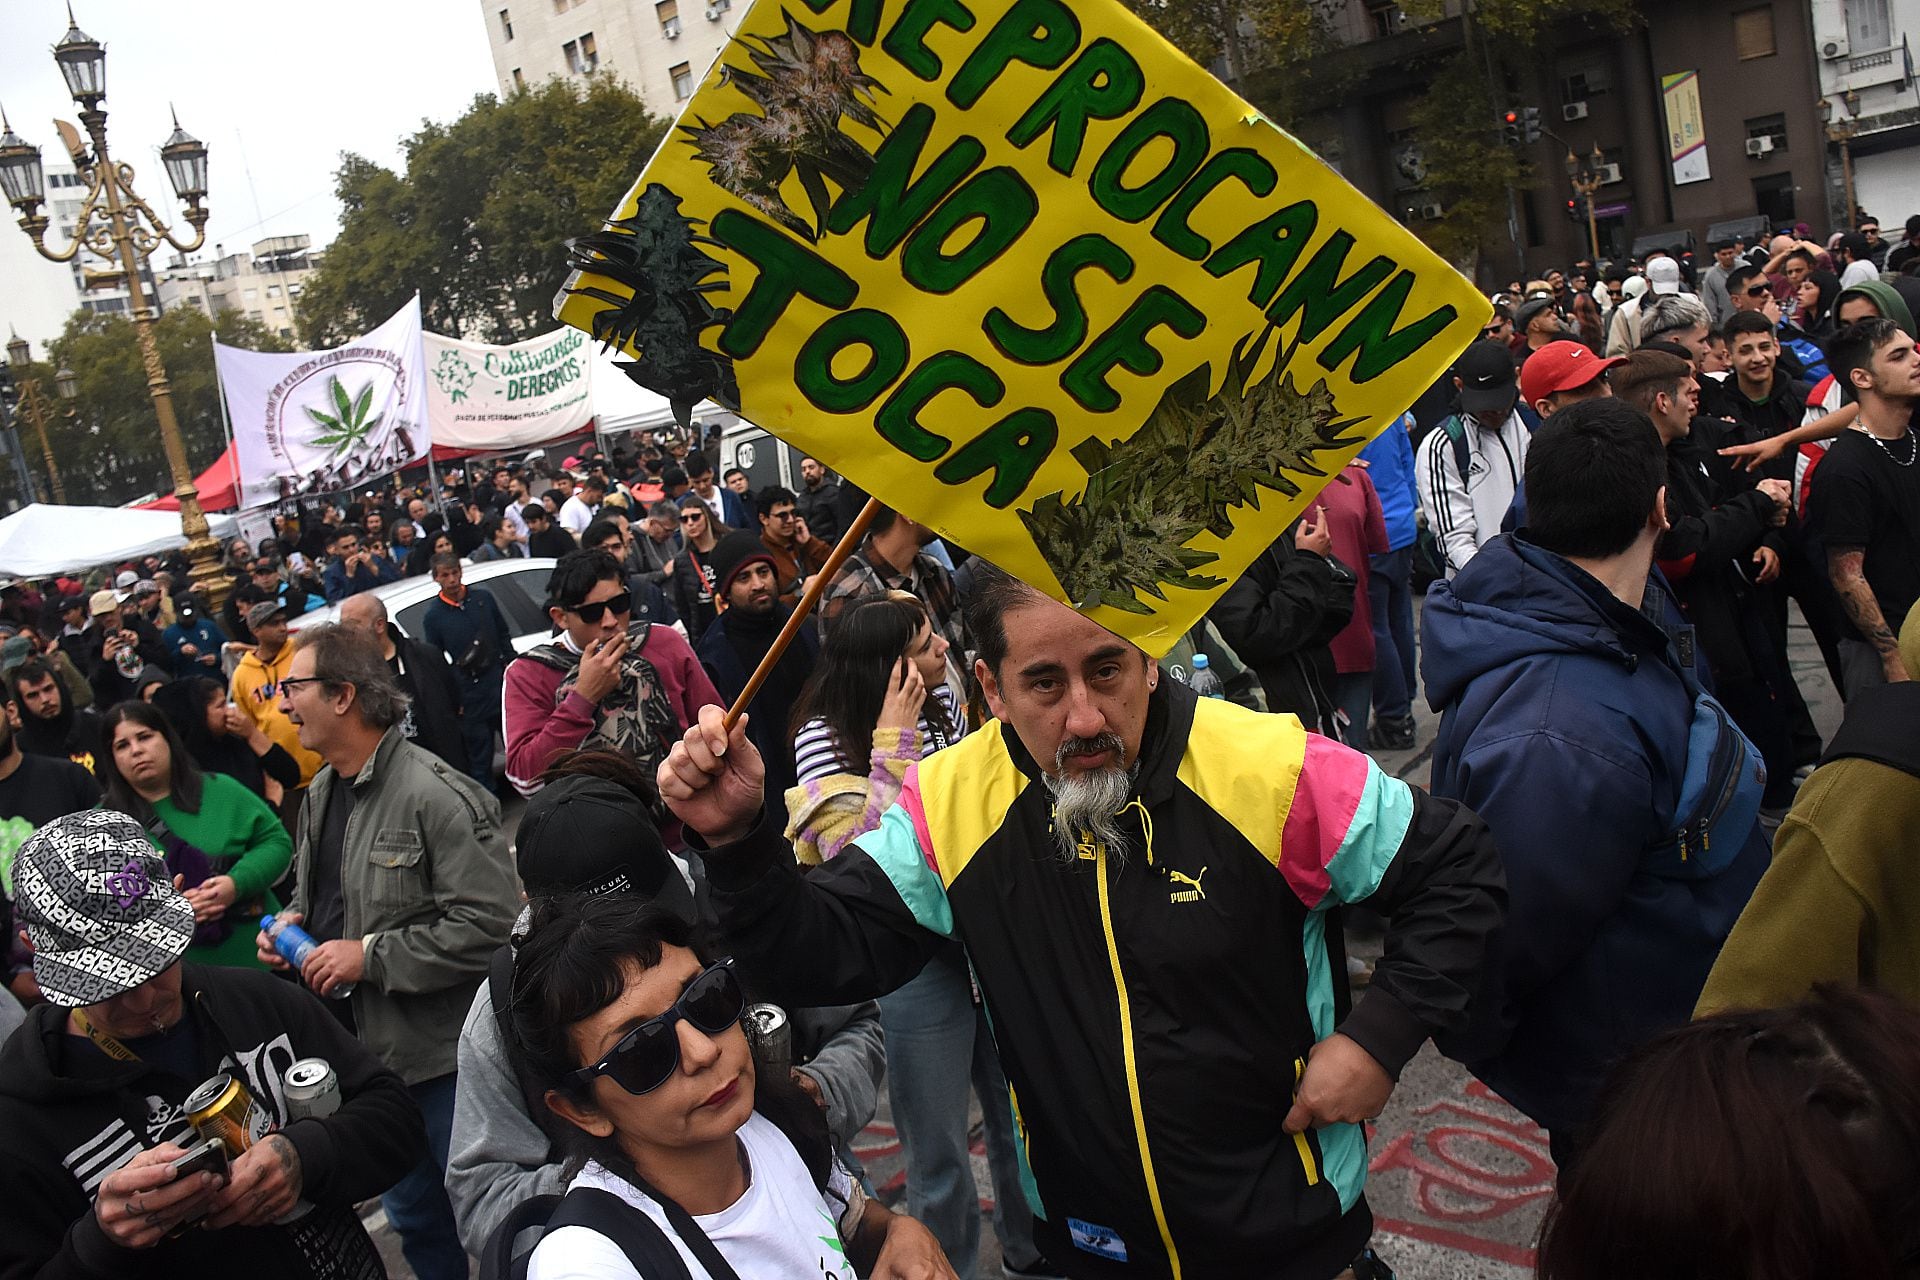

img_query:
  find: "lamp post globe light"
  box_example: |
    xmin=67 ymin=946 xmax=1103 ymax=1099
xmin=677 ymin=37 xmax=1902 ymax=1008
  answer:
xmin=0 ymin=9 xmax=230 ymax=604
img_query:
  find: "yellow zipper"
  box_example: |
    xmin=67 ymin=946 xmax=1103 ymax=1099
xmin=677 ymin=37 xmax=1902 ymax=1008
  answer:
xmin=1291 ymin=1058 xmax=1322 ymax=1186
xmin=1094 ymin=848 xmax=1183 ymax=1278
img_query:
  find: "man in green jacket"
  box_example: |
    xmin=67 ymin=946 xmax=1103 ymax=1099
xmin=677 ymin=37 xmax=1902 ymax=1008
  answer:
xmin=1698 ymin=603 xmax=1920 ymax=1013
xmin=256 ymin=622 xmax=518 ymax=1280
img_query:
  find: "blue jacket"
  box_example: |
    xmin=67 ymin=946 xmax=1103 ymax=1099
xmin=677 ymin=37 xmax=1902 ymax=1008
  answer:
xmin=1420 ymin=534 xmax=1766 ymax=1137
xmin=162 ymin=614 xmax=227 ymax=677
xmin=1357 ymin=413 xmax=1419 ymax=551
xmin=421 ymin=586 xmax=514 ymax=701
xmin=322 ymin=554 xmax=400 ymax=603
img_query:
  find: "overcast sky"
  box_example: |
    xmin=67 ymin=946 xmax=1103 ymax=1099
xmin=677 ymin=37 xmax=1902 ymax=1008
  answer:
xmin=0 ymin=0 xmax=497 ymax=257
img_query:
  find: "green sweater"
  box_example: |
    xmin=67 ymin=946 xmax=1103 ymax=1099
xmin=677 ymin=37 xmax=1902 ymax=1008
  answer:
xmin=1698 ymin=738 xmax=1920 ymax=1014
xmin=151 ymin=771 xmax=292 ymax=970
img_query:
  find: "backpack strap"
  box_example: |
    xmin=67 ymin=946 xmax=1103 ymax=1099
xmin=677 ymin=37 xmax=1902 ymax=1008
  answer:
xmin=548 ymin=1188 xmax=700 ymax=1280
xmin=476 ymin=1188 xmax=699 ymax=1280
xmin=1440 ymin=414 xmax=1472 ymax=479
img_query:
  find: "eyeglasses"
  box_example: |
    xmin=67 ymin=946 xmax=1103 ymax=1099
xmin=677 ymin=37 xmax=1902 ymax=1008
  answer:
xmin=1745 ymin=285 xmax=1772 ymax=297
xmin=277 ymin=676 xmax=326 ymax=696
xmin=680 ymin=512 xmax=704 ymax=524
xmin=1480 ymin=323 xmax=1507 ymax=338
xmin=565 ymin=591 xmax=632 ymax=625
xmin=768 ymin=509 xmax=798 ymax=522
xmin=565 ymin=960 xmax=745 ymax=1096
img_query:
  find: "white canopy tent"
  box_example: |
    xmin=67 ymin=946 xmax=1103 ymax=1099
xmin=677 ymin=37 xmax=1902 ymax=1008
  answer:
xmin=0 ymin=504 xmax=239 ymax=577
xmin=587 ymin=345 xmax=736 ymax=438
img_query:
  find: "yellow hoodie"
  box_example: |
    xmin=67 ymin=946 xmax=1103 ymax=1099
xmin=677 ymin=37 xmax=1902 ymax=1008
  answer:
xmin=229 ymin=640 xmax=323 ymax=785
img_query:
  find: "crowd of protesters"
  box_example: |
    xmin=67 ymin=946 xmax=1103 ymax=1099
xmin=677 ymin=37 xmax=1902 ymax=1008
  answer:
xmin=0 ymin=213 xmax=1915 ymax=1280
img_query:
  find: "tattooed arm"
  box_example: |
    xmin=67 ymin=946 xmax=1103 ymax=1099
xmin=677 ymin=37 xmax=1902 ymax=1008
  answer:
xmin=201 ymin=1133 xmax=302 ymax=1230
xmin=1827 ymin=546 xmax=1910 ymax=683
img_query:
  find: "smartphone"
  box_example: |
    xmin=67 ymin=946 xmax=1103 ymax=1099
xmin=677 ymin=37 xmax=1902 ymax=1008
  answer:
xmin=168 ymin=1137 xmax=230 ymax=1182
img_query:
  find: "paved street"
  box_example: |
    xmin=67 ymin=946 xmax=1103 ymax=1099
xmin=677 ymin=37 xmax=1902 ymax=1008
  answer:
xmin=376 ymin=603 xmax=1843 ymax=1278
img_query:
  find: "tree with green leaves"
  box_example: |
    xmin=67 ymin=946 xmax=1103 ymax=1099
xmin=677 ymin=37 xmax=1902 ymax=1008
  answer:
xmin=298 ymin=77 xmax=668 ymax=347
xmin=27 ymin=307 xmax=292 ymax=508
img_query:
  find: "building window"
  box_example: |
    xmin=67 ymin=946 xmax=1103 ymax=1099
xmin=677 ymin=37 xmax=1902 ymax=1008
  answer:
xmin=511 ymin=67 xmax=525 ymax=90
xmin=1365 ymin=0 xmax=1407 ymax=38
xmin=267 ymin=285 xmax=281 ymax=298
xmin=551 ymin=0 xmax=576 ymax=12
xmin=671 ymin=61 xmax=694 ymax=100
xmin=1745 ymin=113 xmax=1788 ymax=151
xmin=1560 ymin=61 xmax=1611 ymax=102
xmin=1845 ymin=0 xmax=1892 ymax=49
xmin=564 ymin=38 xmax=595 ymax=73
xmin=579 ymin=31 xmax=598 ymax=70
xmin=499 ymin=7 xmax=513 ymax=39
xmin=1733 ymin=6 xmax=1776 ymax=59
xmin=659 ymin=0 xmax=681 ymax=37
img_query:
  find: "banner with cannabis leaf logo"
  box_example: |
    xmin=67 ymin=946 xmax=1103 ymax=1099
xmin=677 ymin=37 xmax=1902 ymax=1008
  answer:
xmin=219 ymin=297 xmax=430 ymax=509
xmin=424 ymin=328 xmax=595 ymax=451
xmin=555 ymin=0 xmax=1489 ymax=655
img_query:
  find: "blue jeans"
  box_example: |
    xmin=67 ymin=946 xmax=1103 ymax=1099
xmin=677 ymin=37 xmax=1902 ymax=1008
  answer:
xmin=880 ymin=949 xmax=1042 ymax=1280
xmin=1332 ymin=672 xmax=1373 ymax=750
xmin=1368 ymin=545 xmax=1417 ymax=721
xmin=459 ymin=676 xmax=502 ymax=787
xmin=383 ymin=1072 xmax=468 ymax=1280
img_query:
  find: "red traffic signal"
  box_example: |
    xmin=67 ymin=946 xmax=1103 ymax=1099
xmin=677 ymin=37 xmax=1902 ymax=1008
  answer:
xmin=1504 ymin=111 xmax=1520 ymax=124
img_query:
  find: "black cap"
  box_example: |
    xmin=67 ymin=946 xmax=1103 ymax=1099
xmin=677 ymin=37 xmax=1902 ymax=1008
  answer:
xmin=1455 ymin=338 xmax=1519 ymax=417
xmin=515 ymin=775 xmax=694 ymax=920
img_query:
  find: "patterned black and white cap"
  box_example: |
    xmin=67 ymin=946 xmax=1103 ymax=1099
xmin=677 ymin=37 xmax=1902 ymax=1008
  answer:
xmin=14 ymin=810 xmax=195 ymax=1008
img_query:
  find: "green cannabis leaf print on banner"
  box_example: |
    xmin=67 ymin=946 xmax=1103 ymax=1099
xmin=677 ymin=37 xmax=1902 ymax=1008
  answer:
xmin=304 ymin=376 xmax=384 ymax=458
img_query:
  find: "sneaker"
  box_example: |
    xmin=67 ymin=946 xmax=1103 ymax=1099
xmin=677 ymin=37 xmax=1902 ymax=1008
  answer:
xmin=1368 ymin=715 xmax=1416 ymax=752
xmin=1003 ymin=1257 xmax=1067 ymax=1280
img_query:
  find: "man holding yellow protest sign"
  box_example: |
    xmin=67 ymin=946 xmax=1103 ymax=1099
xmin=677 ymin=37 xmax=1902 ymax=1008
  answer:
xmin=563 ymin=0 xmax=1504 ymax=1275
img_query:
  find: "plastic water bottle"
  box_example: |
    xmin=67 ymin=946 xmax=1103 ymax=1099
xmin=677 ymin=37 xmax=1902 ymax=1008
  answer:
xmin=1189 ymin=653 xmax=1226 ymax=699
xmin=261 ymin=915 xmax=355 ymax=999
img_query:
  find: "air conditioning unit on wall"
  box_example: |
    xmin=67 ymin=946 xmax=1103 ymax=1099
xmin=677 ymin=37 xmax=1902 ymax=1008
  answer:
xmin=1419 ymin=203 xmax=1445 ymax=220
xmin=1595 ymin=163 xmax=1623 ymax=184
xmin=1563 ymin=101 xmax=1590 ymax=121
xmin=1746 ymin=136 xmax=1775 ymax=157
xmin=1821 ymin=36 xmax=1850 ymax=59
xmin=663 ymin=16 xmax=681 ymax=37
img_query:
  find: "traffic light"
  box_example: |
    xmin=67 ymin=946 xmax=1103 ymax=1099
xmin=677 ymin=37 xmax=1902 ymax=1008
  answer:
xmin=1501 ymin=109 xmax=1521 ymax=146
xmin=1566 ymin=194 xmax=1589 ymax=222
xmin=1521 ymin=106 xmax=1543 ymax=144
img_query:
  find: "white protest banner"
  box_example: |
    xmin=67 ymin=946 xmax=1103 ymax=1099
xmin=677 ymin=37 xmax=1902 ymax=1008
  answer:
xmin=425 ymin=327 xmax=596 ymax=451
xmin=219 ymin=297 xmax=430 ymax=507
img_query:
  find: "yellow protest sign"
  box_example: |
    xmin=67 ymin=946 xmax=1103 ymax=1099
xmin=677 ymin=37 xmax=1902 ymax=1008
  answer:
xmin=556 ymin=0 xmax=1489 ymax=655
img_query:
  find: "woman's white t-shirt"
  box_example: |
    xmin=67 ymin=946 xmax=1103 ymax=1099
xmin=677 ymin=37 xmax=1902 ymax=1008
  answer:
xmin=527 ymin=1112 xmax=858 ymax=1280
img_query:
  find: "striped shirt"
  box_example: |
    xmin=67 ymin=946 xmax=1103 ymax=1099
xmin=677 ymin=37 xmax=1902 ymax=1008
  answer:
xmin=793 ymin=684 xmax=962 ymax=784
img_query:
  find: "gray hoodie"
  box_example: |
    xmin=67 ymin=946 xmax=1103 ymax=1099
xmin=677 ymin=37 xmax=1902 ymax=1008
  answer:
xmin=445 ymin=975 xmax=885 ymax=1255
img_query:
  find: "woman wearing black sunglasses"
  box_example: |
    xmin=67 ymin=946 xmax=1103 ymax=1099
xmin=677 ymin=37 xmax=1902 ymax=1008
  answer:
xmin=508 ymin=893 xmax=955 ymax=1279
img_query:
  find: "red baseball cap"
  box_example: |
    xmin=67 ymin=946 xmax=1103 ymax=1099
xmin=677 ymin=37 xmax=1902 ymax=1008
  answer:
xmin=1519 ymin=340 xmax=1625 ymax=408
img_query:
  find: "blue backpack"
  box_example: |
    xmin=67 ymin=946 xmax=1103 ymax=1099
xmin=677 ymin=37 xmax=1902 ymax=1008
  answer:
xmin=1653 ymin=675 xmax=1767 ymax=876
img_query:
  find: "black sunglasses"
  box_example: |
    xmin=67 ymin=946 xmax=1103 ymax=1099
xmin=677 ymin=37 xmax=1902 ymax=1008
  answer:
xmin=565 ymin=590 xmax=632 ymax=624
xmin=566 ymin=960 xmax=745 ymax=1096
xmin=1745 ymin=284 xmax=1772 ymax=297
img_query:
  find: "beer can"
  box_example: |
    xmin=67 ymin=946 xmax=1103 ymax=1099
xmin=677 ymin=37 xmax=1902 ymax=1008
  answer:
xmin=283 ymin=1058 xmax=341 ymax=1121
xmin=742 ymin=1002 xmax=791 ymax=1080
xmin=185 ymin=1073 xmax=272 ymax=1153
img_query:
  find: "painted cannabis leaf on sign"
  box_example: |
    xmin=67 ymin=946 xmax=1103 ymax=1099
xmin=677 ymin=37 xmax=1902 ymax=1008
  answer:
xmin=1021 ymin=333 xmax=1367 ymax=615
xmin=562 ymin=183 xmax=741 ymax=427
xmin=304 ymin=376 xmax=382 ymax=459
xmin=681 ymin=12 xmax=889 ymax=240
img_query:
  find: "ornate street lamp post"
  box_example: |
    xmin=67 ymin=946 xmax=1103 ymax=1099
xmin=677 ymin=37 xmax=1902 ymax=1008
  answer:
xmin=1565 ymin=144 xmax=1607 ymax=266
xmin=1818 ymin=90 xmax=1863 ymax=233
xmin=0 ymin=12 xmax=230 ymax=604
xmin=4 ymin=334 xmax=67 ymax=504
